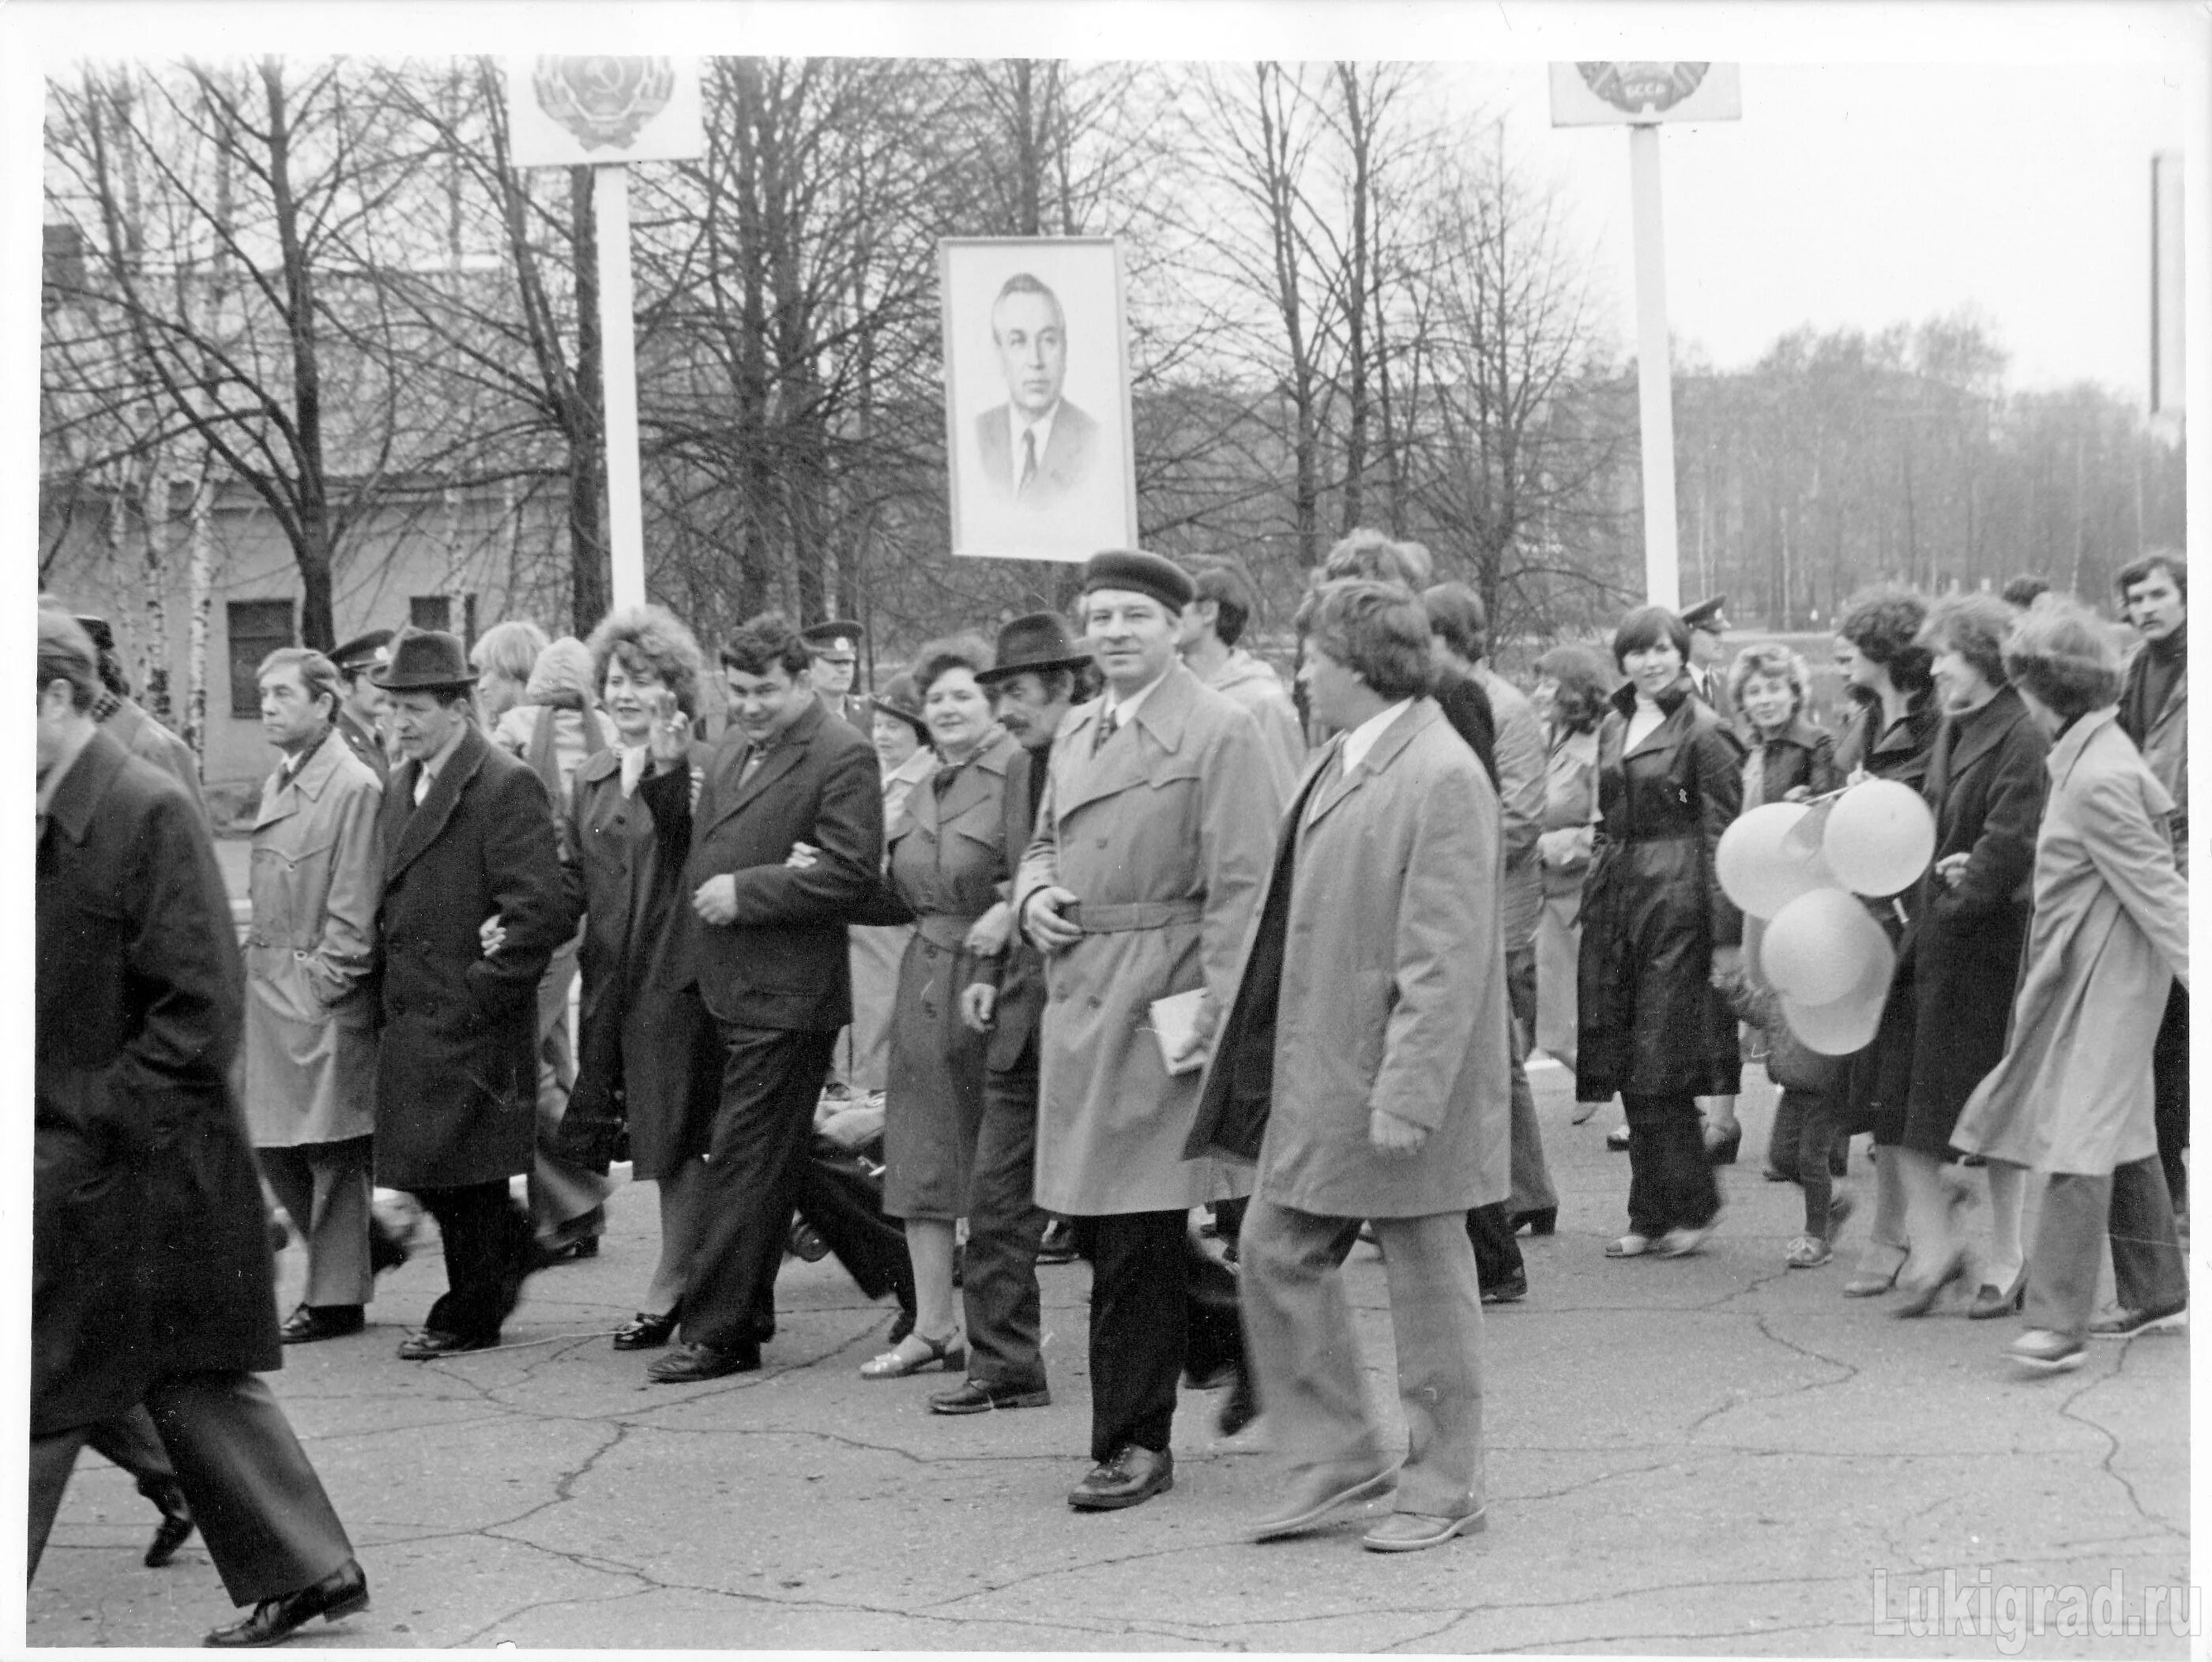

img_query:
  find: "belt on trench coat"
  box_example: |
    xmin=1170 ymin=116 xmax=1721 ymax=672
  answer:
xmin=914 ymin=912 xmax=986 ymax=951
xmin=1074 ymin=898 xmax=1205 ymax=933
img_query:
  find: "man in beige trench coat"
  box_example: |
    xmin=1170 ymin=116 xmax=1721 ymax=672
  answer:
xmin=1017 ymin=549 xmax=1288 ymax=1512
xmin=244 ymin=648 xmax=389 ymax=1343
xmin=1191 ymin=579 xmax=1510 ymax=1553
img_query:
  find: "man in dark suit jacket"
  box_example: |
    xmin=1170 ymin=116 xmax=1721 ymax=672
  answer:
xmin=369 ymin=629 xmax=576 ymax=1359
xmin=973 ymin=271 xmax=1099 ymax=508
xmin=649 ymin=611 xmax=886 ymax=1382
xmin=34 ymin=609 xmax=367 ymax=1646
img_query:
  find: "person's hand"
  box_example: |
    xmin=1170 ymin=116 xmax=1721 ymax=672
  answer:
xmin=1782 ymin=784 xmax=1811 ymax=803
xmin=1369 ymin=1107 xmax=1428 ymax=1156
xmin=692 ymin=874 xmax=739 ymax=925
xmin=1022 ymin=886 xmax=1084 ymax=953
xmin=479 ymin=914 xmax=506 ymax=957
xmin=960 ymin=983 xmax=997 ymax=1032
xmin=818 ymin=1102 xmax=886 ymax=1151
xmin=1845 ymin=765 xmax=1870 ymax=787
xmin=1932 ymin=852 xmax=1970 ymax=889
xmin=785 ymin=840 xmax=820 ymax=871
xmin=1709 ymin=945 xmax=1744 ymax=989
xmin=646 ymin=689 xmax=690 ymax=767
xmin=965 ymin=901 xmax=1014 ymax=958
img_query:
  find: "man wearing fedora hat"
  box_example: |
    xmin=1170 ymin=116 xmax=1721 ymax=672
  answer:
xmin=367 ymin=628 xmax=577 ymax=1359
xmin=1015 ymin=553 xmax=1288 ymax=1508
xmin=922 ymin=613 xmax=1093 ymax=1416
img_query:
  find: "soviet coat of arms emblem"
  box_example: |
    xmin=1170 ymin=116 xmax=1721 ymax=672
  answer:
xmin=1576 ymin=62 xmax=1710 ymax=116
xmin=532 ymin=58 xmax=675 ymax=151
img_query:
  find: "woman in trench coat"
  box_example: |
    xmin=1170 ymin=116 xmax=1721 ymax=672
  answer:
xmin=1952 ymin=603 xmax=2189 ymax=1371
xmin=1575 ymin=605 xmax=1745 ymax=1258
xmin=844 ymin=637 xmax=1029 ymax=1380
xmin=564 ymin=605 xmax=723 ymax=1353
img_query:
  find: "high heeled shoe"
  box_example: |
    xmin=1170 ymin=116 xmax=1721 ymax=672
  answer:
xmin=1704 ymin=1122 xmax=1743 ymax=1166
xmin=1893 ymin=1245 xmax=1970 ymax=1318
xmin=1842 ymin=1245 xmax=1908 ymax=1298
xmin=1968 ymin=1268 xmax=2029 ymax=1321
xmin=860 ymin=1329 xmax=965 ymax=1378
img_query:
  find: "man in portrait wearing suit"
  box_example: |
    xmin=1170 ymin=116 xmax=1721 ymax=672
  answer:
xmin=1191 ymin=579 xmax=1508 ymax=1555
xmin=331 ymin=630 xmax=395 ymax=784
xmin=649 ymin=611 xmax=886 ymax=1382
xmin=369 ymin=628 xmax=577 ymax=1360
xmin=34 ymin=608 xmax=369 ymax=1646
xmin=1016 ymin=551 xmax=1288 ymax=1510
xmin=974 ymin=273 xmax=1098 ymax=508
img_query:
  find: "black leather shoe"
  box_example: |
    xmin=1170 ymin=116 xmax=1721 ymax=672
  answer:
xmin=204 ymin=1558 xmax=368 ymax=1646
xmin=144 ymin=1483 xmax=194 ymax=1568
xmin=279 ymin=1304 xmax=365 ymax=1344
xmin=611 ymin=1311 xmax=679 ymax=1352
xmin=1068 ymin=1444 xmax=1174 ymax=1510
xmin=1510 ymin=1208 xmax=1556 ymax=1237
xmin=930 ymin=1378 xmax=1051 ymax=1415
xmin=397 ymin=1329 xmax=497 ymax=1360
xmin=1480 ymin=1270 xmax=1529 ymax=1305
xmin=647 ymin=1341 xmax=759 ymax=1382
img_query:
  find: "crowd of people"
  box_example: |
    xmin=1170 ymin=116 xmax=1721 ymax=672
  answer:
xmin=32 ymin=535 xmax=2189 ymax=1640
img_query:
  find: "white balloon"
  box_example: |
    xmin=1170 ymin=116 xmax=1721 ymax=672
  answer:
xmin=1781 ymin=930 xmax=1898 ymax=1055
xmin=1762 ymin=887 xmax=1887 ymax=1006
xmin=1717 ymin=803 xmax=1834 ymax=919
xmin=1822 ymin=778 xmax=1937 ymax=898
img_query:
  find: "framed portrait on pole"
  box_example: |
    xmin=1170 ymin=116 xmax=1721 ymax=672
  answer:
xmin=940 ymin=237 xmax=1138 ymax=563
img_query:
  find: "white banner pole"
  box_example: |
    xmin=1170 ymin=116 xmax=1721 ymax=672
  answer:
xmin=1628 ymin=123 xmax=1680 ymax=609
xmin=596 ymin=164 xmax=645 ymax=611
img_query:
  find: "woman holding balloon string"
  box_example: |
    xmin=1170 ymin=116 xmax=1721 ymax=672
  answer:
xmin=1575 ymin=605 xmax=1745 ymax=1259
xmin=1826 ymin=586 xmax=1944 ymax=1298
xmin=1856 ymin=594 xmax=2048 ymax=1317
xmin=1951 ymin=604 xmax=2188 ymax=1371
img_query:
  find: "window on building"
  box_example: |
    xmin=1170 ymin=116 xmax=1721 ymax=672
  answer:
xmin=227 ymin=600 xmax=295 ymax=716
xmin=408 ymin=594 xmax=477 ymax=649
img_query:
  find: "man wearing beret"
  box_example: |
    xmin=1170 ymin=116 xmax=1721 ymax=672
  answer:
xmin=330 ymin=630 xmax=395 ymax=784
xmin=1016 ymin=550 xmax=1289 ymax=1510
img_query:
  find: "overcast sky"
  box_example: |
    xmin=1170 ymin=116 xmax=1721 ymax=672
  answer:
xmin=1460 ymin=59 xmax=2187 ymax=399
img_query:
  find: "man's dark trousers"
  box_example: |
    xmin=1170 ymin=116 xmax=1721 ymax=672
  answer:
xmin=961 ymin=1036 xmax=1050 ymax=1391
xmin=2152 ymin=983 xmax=2188 ymax=1216
xmin=412 ymin=1181 xmax=536 ymax=1341
xmin=680 ymin=1025 xmax=840 ymax=1353
xmin=1071 ymin=1210 xmax=1243 ymax=1462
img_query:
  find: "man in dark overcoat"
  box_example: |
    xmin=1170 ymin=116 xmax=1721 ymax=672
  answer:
xmin=369 ymin=628 xmax=577 ymax=1358
xmin=34 ymin=609 xmax=367 ymax=1646
xmin=649 ymin=611 xmax=886 ymax=1382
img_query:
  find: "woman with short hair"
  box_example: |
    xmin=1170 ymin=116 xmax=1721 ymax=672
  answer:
xmin=1953 ymin=604 xmax=2188 ymax=1371
xmin=1864 ymin=595 xmax=2048 ymax=1318
xmin=1575 ymin=606 xmax=1745 ymax=1258
xmin=565 ymin=605 xmax=723 ymax=1352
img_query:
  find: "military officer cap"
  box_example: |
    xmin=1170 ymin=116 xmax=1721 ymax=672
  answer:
xmin=332 ymin=629 xmax=396 ymax=677
xmin=800 ymin=619 xmax=864 ymax=659
xmin=1680 ymin=595 xmax=1730 ymax=634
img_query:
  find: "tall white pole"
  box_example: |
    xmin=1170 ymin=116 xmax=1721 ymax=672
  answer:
xmin=1628 ymin=122 xmax=1680 ymax=608
xmin=595 ymin=164 xmax=646 ymax=611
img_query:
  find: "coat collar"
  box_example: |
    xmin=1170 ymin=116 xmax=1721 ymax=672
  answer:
xmin=699 ymin=696 xmax=828 ymax=837
xmin=2046 ymin=704 xmax=2120 ymax=789
xmin=1742 ymin=713 xmax=1826 ymax=755
xmin=43 ymin=726 xmax=130 ymax=845
xmin=254 ymin=727 xmax=350 ymax=827
xmin=386 ymin=721 xmax=493 ymax=879
xmin=1931 ymin=682 xmax=2027 ymax=787
xmin=1304 ymin=698 xmax=1438 ymax=829
xmin=1609 ymin=676 xmax=1698 ymax=758
xmin=905 ymin=727 xmax=1016 ymax=838
xmin=1055 ymin=662 xmax=1202 ymax=818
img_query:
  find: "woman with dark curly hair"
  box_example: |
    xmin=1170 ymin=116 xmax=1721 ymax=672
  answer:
xmin=1864 ymin=595 xmax=2048 ymax=1318
xmin=1530 ymin=644 xmax=1611 ymax=1109
xmin=1953 ymin=604 xmax=2188 ymax=1371
xmin=1576 ymin=606 xmax=1745 ymax=1258
xmin=1827 ymin=585 xmax=1945 ymax=1297
xmin=565 ymin=605 xmax=726 ymax=1352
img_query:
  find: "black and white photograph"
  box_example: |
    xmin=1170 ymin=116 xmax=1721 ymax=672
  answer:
xmin=942 ymin=236 xmax=1138 ymax=562
xmin=6 ymin=0 xmax=2205 ymax=1652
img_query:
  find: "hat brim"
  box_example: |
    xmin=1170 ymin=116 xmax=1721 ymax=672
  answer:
xmin=864 ymin=699 xmax=931 ymax=735
xmin=367 ymin=667 xmax=480 ymax=691
xmin=976 ymin=652 xmax=1093 ymax=686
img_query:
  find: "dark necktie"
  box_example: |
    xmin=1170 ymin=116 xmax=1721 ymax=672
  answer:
xmin=1090 ymin=708 xmax=1119 ymax=757
xmin=1018 ymin=429 xmax=1038 ymax=495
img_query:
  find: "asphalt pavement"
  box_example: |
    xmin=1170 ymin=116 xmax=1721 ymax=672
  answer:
xmin=28 ymin=1036 xmax=2191 ymax=1653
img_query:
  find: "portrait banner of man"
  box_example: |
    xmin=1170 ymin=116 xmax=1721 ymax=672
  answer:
xmin=941 ymin=237 xmax=1138 ymax=563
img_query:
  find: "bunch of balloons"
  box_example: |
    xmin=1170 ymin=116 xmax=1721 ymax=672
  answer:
xmin=1715 ymin=780 xmax=1936 ymax=1054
